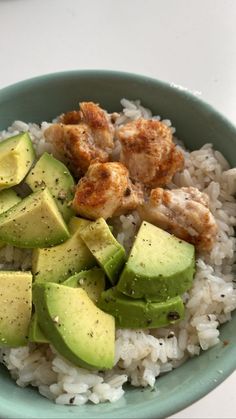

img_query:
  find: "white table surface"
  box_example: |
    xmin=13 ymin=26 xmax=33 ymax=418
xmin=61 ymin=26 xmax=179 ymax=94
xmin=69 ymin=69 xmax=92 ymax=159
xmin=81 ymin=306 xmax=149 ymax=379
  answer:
xmin=0 ymin=0 xmax=236 ymax=417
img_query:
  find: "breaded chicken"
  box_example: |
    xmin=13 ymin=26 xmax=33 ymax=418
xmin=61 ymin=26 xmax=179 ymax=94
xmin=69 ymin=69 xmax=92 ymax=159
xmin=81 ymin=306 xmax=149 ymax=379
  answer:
xmin=138 ymin=187 xmax=218 ymax=252
xmin=73 ymin=162 xmax=143 ymax=220
xmin=44 ymin=102 xmax=115 ymax=177
xmin=117 ymin=119 xmax=184 ymax=188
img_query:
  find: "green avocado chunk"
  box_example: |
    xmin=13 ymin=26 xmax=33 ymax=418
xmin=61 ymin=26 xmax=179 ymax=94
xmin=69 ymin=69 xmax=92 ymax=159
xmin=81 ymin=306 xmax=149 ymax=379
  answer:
xmin=0 ymin=188 xmax=70 ymax=248
xmin=28 ymin=313 xmax=49 ymax=344
xmin=63 ymin=268 xmax=105 ymax=303
xmin=25 ymin=152 xmax=75 ymax=222
xmin=98 ymin=287 xmax=185 ymax=329
xmin=32 ymin=217 xmax=96 ymax=283
xmin=117 ymin=221 xmax=195 ymax=301
xmin=0 ymin=189 xmax=22 ymax=213
xmin=0 ymin=189 xmax=22 ymax=248
xmin=33 ymin=282 xmax=115 ymax=370
xmin=79 ymin=218 xmax=126 ymax=284
xmin=0 ymin=271 xmax=32 ymax=347
xmin=0 ymin=132 xmax=35 ymax=190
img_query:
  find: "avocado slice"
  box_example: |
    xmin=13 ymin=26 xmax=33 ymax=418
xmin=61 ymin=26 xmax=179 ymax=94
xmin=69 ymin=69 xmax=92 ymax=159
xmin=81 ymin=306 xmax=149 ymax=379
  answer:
xmin=79 ymin=218 xmax=126 ymax=284
xmin=0 ymin=189 xmax=22 ymax=213
xmin=0 ymin=188 xmax=70 ymax=248
xmin=33 ymin=282 xmax=115 ymax=370
xmin=28 ymin=313 xmax=49 ymax=344
xmin=25 ymin=152 xmax=75 ymax=222
xmin=0 ymin=189 xmax=22 ymax=248
xmin=0 ymin=271 xmax=32 ymax=346
xmin=117 ymin=221 xmax=195 ymax=301
xmin=63 ymin=268 xmax=105 ymax=303
xmin=98 ymin=287 xmax=185 ymax=329
xmin=0 ymin=132 xmax=35 ymax=190
xmin=32 ymin=217 xmax=96 ymax=283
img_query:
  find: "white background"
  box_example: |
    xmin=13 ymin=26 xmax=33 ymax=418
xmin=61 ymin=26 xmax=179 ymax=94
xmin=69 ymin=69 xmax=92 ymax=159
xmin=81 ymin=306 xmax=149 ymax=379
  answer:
xmin=0 ymin=0 xmax=236 ymax=417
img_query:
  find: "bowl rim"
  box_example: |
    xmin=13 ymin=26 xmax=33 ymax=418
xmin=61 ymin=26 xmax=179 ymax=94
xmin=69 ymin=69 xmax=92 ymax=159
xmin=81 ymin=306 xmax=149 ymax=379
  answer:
xmin=1 ymin=68 xmax=236 ymax=132
xmin=0 ymin=69 xmax=236 ymax=419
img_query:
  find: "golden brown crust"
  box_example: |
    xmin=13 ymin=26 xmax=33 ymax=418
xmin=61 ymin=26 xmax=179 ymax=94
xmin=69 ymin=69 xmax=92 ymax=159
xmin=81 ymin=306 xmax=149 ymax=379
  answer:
xmin=138 ymin=186 xmax=218 ymax=252
xmin=80 ymin=102 xmax=110 ymax=131
xmin=73 ymin=162 xmax=143 ymax=220
xmin=44 ymin=102 xmax=115 ymax=177
xmin=117 ymin=119 xmax=184 ymax=187
xmin=60 ymin=110 xmax=82 ymax=125
xmin=63 ymin=124 xmax=109 ymax=175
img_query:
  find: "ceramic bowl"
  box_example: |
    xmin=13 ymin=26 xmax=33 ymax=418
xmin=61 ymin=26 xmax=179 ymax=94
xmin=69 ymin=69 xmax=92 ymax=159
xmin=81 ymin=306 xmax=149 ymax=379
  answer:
xmin=0 ymin=70 xmax=235 ymax=419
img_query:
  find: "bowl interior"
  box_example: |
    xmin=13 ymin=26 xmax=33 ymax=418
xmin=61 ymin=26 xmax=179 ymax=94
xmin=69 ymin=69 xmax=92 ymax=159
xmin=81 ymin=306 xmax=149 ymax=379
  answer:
xmin=0 ymin=70 xmax=236 ymax=419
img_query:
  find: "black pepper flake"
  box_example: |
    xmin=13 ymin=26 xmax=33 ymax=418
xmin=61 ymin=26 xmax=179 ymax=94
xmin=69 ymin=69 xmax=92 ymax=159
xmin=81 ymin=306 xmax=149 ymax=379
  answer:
xmin=167 ymin=311 xmax=180 ymax=321
xmin=124 ymin=187 xmax=131 ymax=197
xmin=69 ymin=396 xmax=75 ymax=404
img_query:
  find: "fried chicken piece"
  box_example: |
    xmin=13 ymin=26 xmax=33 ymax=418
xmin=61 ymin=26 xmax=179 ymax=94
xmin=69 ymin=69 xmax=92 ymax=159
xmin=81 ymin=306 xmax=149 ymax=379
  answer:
xmin=138 ymin=187 xmax=218 ymax=252
xmin=73 ymin=162 xmax=143 ymax=220
xmin=44 ymin=102 xmax=115 ymax=177
xmin=117 ymin=119 xmax=184 ymax=188
xmin=60 ymin=110 xmax=81 ymax=125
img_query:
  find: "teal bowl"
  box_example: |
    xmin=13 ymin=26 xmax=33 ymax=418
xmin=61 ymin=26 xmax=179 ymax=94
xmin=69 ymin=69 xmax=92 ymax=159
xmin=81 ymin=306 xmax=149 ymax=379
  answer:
xmin=0 ymin=70 xmax=236 ymax=418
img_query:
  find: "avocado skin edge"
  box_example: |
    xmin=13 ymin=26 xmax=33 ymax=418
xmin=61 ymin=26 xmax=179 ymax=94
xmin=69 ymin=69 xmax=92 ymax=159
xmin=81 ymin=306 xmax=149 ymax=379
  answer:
xmin=98 ymin=288 xmax=185 ymax=329
xmin=28 ymin=313 xmax=49 ymax=344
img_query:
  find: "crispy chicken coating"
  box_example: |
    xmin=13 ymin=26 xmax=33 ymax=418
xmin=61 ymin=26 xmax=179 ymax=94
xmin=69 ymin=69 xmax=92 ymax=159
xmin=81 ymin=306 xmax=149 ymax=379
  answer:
xmin=73 ymin=162 xmax=143 ymax=220
xmin=44 ymin=102 xmax=115 ymax=177
xmin=117 ymin=119 xmax=184 ymax=188
xmin=138 ymin=187 xmax=218 ymax=252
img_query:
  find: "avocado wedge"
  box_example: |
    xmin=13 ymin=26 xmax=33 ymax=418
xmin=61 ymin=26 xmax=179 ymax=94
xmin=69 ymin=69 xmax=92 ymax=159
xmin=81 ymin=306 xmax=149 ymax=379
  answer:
xmin=117 ymin=221 xmax=195 ymax=301
xmin=0 ymin=132 xmax=35 ymax=190
xmin=0 ymin=271 xmax=32 ymax=347
xmin=63 ymin=268 xmax=105 ymax=303
xmin=0 ymin=188 xmax=70 ymax=248
xmin=0 ymin=189 xmax=22 ymax=248
xmin=25 ymin=152 xmax=75 ymax=222
xmin=0 ymin=189 xmax=21 ymax=214
xmin=79 ymin=218 xmax=126 ymax=284
xmin=33 ymin=282 xmax=115 ymax=370
xmin=32 ymin=217 xmax=96 ymax=283
xmin=98 ymin=287 xmax=185 ymax=329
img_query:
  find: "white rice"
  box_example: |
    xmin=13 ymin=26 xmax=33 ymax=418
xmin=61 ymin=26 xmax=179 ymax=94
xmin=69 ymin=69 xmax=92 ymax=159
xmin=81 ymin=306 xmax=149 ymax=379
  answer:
xmin=0 ymin=99 xmax=236 ymax=405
